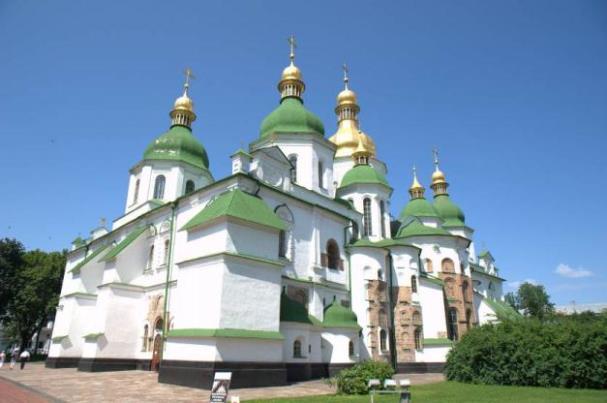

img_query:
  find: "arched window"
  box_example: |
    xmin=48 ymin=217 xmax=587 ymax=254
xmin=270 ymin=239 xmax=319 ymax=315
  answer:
xmin=441 ymin=258 xmax=455 ymax=273
xmin=278 ymin=230 xmax=287 ymax=258
xmin=185 ymin=180 xmax=195 ymax=195
xmin=466 ymin=309 xmax=472 ymax=330
xmin=326 ymin=239 xmax=340 ymax=270
xmin=411 ymin=275 xmax=418 ymax=293
xmin=133 ymin=179 xmax=140 ymax=204
xmin=318 ymin=161 xmax=324 ymax=188
xmin=293 ymin=340 xmax=302 ymax=358
xmin=163 ymin=239 xmax=170 ymax=265
xmin=412 ymin=311 xmax=421 ymax=323
xmin=147 ymin=245 xmax=154 ymax=270
xmin=289 ymin=155 xmax=297 ymax=183
xmin=380 ymin=200 xmax=386 ymax=238
xmin=414 ymin=327 xmax=422 ymax=350
xmin=142 ymin=324 xmax=149 ymax=352
xmin=351 ymin=221 xmax=359 ymax=242
xmin=379 ymin=329 xmax=387 ymax=351
xmin=363 ymin=198 xmax=372 ymax=237
xmin=425 ymin=258 xmax=433 ymax=273
xmin=153 ymin=175 xmax=166 ymax=200
xmin=447 ymin=308 xmax=458 ymax=341
xmin=461 ymin=281 xmax=469 ymax=302
xmin=348 ymin=340 xmax=355 ymax=356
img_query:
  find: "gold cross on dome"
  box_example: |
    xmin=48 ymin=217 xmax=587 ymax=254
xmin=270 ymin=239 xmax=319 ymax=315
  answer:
xmin=288 ymin=35 xmax=297 ymax=62
xmin=184 ymin=67 xmax=195 ymax=87
xmin=433 ymin=148 xmax=440 ymax=168
xmin=342 ymin=63 xmax=349 ymax=89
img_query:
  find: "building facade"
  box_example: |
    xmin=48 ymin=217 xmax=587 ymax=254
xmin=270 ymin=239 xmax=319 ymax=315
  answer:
xmin=47 ymin=44 xmax=515 ymax=388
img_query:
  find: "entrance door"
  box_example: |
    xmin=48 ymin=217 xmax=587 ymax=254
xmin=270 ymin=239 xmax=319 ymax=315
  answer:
xmin=150 ymin=334 xmax=162 ymax=371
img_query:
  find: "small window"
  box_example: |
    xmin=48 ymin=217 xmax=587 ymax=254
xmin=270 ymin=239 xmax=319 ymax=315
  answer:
xmin=133 ymin=179 xmax=140 ymax=204
xmin=462 ymin=281 xmax=469 ymax=302
xmin=278 ymin=230 xmax=287 ymax=258
xmin=153 ymin=175 xmax=166 ymax=199
xmin=318 ymin=161 xmax=324 ymax=188
xmin=326 ymin=239 xmax=340 ymax=270
xmin=363 ymin=198 xmax=372 ymax=237
xmin=380 ymin=200 xmax=386 ymax=238
xmin=379 ymin=329 xmax=387 ymax=351
xmin=414 ymin=327 xmax=422 ymax=350
xmin=351 ymin=221 xmax=359 ymax=242
xmin=466 ymin=309 xmax=472 ymax=330
xmin=411 ymin=275 xmax=418 ymax=293
xmin=425 ymin=258 xmax=433 ymax=273
xmin=293 ymin=340 xmax=302 ymax=358
xmin=447 ymin=308 xmax=458 ymax=341
xmin=289 ymin=155 xmax=297 ymax=183
xmin=147 ymin=245 xmax=155 ymax=270
xmin=442 ymin=258 xmax=455 ymax=273
xmin=185 ymin=180 xmax=195 ymax=195
xmin=163 ymin=239 xmax=170 ymax=265
xmin=348 ymin=340 xmax=355 ymax=356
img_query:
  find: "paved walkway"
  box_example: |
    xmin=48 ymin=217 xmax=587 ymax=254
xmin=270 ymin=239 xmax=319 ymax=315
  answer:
xmin=0 ymin=362 xmax=444 ymax=402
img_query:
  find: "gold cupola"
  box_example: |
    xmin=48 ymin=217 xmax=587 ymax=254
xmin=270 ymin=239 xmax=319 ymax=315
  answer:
xmin=329 ymin=64 xmax=376 ymax=159
xmin=430 ymin=149 xmax=449 ymax=195
xmin=170 ymin=68 xmax=197 ymax=128
xmin=352 ymin=137 xmax=371 ymax=166
xmin=278 ymin=35 xmax=305 ymax=100
xmin=409 ymin=166 xmax=425 ymax=199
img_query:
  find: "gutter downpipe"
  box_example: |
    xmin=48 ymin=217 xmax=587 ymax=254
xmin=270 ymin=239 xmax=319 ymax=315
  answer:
xmin=161 ymin=201 xmax=177 ymax=360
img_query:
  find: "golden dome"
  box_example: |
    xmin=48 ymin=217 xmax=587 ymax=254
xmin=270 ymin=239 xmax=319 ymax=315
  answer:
xmin=329 ymin=127 xmax=376 ymax=158
xmin=431 ymin=168 xmax=446 ymax=183
xmin=337 ymin=88 xmax=357 ymax=105
xmin=411 ymin=169 xmax=424 ymax=191
xmin=174 ymin=93 xmax=194 ymax=112
xmin=281 ymin=62 xmax=302 ymax=81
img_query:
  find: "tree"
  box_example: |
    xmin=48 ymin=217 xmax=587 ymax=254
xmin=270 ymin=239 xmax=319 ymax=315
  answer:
xmin=0 ymin=238 xmax=25 ymax=320
xmin=2 ymin=249 xmax=66 ymax=351
xmin=504 ymin=292 xmax=518 ymax=310
xmin=516 ymin=282 xmax=554 ymax=320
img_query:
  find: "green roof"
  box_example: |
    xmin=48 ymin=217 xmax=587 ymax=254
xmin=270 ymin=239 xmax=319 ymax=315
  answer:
xmin=348 ymin=238 xmax=416 ymax=249
xmin=100 ymin=226 xmax=148 ymax=262
xmin=396 ymin=219 xmax=451 ymax=239
xmin=322 ymin=301 xmax=361 ymax=329
xmin=423 ymin=338 xmax=453 ymax=346
xmin=259 ymin=97 xmax=325 ymax=138
xmin=181 ymin=189 xmax=286 ymax=232
xmin=280 ymin=293 xmax=319 ymax=325
xmin=399 ymin=198 xmax=439 ymax=220
xmin=339 ymin=164 xmax=390 ymax=189
xmin=433 ymin=194 xmax=465 ymax=227
xmin=484 ymin=297 xmax=521 ymax=321
xmin=143 ymin=125 xmax=210 ymax=170
xmin=70 ymin=243 xmax=110 ymax=274
xmin=167 ymin=328 xmax=284 ymax=340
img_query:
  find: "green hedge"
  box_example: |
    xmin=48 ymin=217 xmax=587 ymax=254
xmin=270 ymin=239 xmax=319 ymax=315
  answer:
xmin=334 ymin=361 xmax=395 ymax=394
xmin=445 ymin=315 xmax=607 ymax=389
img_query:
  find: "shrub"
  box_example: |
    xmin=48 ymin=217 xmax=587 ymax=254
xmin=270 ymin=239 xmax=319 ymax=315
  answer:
xmin=334 ymin=360 xmax=394 ymax=394
xmin=445 ymin=315 xmax=607 ymax=389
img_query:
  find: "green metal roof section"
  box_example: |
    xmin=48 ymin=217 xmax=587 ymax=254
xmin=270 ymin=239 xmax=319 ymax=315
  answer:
xmin=396 ymin=218 xmax=451 ymax=239
xmin=181 ymin=189 xmax=286 ymax=232
xmin=348 ymin=238 xmax=417 ymax=250
xmin=167 ymin=328 xmax=284 ymax=340
xmin=69 ymin=243 xmax=110 ymax=274
xmin=484 ymin=297 xmax=520 ymax=321
xmin=280 ymin=292 xmax=319 ymax=326
xmin=259 ymin=97 xmax=325 ymax=138
xmin=143 ymin=125 xmax=210 ymax=170
xmin=100 ymin=226 xmax=148 ymax=262
xmin=433 ymin=194 xmax=465 ymax=227
xmin=399 ymin=198 xmax=439 ymax=220
xmin=339 ymin=164 xmax=390 ymax=189
xmin=322 ymin=300 xmax=361 ymax=330
xmin=423 ymin=338 xmax=453 ymax=346
xmin=419 ymin=273 xmax=444 ymax=287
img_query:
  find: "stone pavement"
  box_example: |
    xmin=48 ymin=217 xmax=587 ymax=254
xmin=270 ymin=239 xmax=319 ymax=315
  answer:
xmin=0 ymin=362 xmax=444 ymax=402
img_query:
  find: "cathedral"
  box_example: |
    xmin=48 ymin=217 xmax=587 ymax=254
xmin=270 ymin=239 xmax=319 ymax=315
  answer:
xmin=47 ymin=40 xmax=515 ymax=389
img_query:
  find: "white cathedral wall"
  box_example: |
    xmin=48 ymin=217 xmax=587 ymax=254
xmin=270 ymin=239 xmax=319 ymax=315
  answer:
xmin=337 ymin=184 xmax=391 ymax=241
xmin=418 ymin=281 xmax=448 ymax=339
xmin=174 ymin=222 xmax=230 ymax=264
xmin=413 ymin=237 xmax=463 ymax=276
xmin=321 ymin=330 xmax=358 ymax=364
xmin=226 ymin=221 xmax=281 ymax=261
xmin=280 ymin=323 xmax=322 ymax=363
xmin=52 ymin=296 xmax=96 ymax=358
xmin=415 ymin=346 xmax=450 ymax=362
xmin=164 ymin=337 xmax=219 ymax=361
xmin=216 ymin=339 xmax=283 ymax=362
xmin=474 ymin=293 xmax=497 ymax=325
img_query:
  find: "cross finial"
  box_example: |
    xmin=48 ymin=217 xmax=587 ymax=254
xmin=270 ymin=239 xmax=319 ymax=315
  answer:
xmin=413 ymin=165 xmax=418 ymax=179
xmin=183 ymin=67 xmax=195 ymax=95
xmin=433 ymin=148 xmax=440 ymax=170
xmin=342 ymin=63 xmax=349 ymax=90
xmin=288 ymin=35 xmax=296 ymax=63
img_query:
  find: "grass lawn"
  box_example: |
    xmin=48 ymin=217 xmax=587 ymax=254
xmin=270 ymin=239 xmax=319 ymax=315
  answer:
xmin=245 ymin=381 xmax=607 ymax=402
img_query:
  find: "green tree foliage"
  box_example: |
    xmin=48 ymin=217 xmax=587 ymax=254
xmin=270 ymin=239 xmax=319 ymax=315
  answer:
xmin=517 ymin=282 xmax=554 ymax=320
xmin=445 ymin=314 xmax=607 ymax=389
xmin=334 ymin=361 xmax=395 ymax=394
xmin=0 ymin=243 xmax=66 ymax=351
xmin=0 ymin=238 xmax=25 ymax=319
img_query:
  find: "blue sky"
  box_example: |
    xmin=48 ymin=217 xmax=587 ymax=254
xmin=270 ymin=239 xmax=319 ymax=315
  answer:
xmin=1 ymin=1 xmax=605 ymax=305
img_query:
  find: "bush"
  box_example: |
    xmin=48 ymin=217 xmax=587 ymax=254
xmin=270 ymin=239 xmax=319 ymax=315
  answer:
xmin=445 ymin=314 xmax=607 ymax=389
xmin=334 ymin=360 xmax=394 ymax=394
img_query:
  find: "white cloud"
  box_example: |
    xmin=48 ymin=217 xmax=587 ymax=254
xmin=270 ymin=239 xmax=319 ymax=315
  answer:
xmin=506 ymin=279 xmax=537 ymax=289
xmin=555 ymin=264 xmax=593 ymax=279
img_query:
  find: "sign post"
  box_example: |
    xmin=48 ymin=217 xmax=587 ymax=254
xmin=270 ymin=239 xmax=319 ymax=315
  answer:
xmin=210 ymin=372 xmax=232 ymax=403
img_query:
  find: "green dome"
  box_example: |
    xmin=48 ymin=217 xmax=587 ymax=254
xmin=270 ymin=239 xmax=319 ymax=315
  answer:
xmin=323 ymin=301 xmax=361 ymax=329
xmin=396 ymin=219 xmax=450 ymax=239
xmin=259 ymin=97 xmax=325 ymax=138
xmin=280 ymin=293 xmax=314 ymax=325
xmin=144 ymin=125 xmax=209 ymax=170
xmin=399 ymin=198 xmax=439 ymax=221
xmin=339 ymin=165 xmax=389 ymax=189
xmin=433 ymin=194 xmax=465 ymax=227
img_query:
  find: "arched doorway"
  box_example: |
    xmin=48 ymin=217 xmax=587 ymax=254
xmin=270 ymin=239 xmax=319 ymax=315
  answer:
xmin=150 ymin=318 xmax=163 ymax=371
